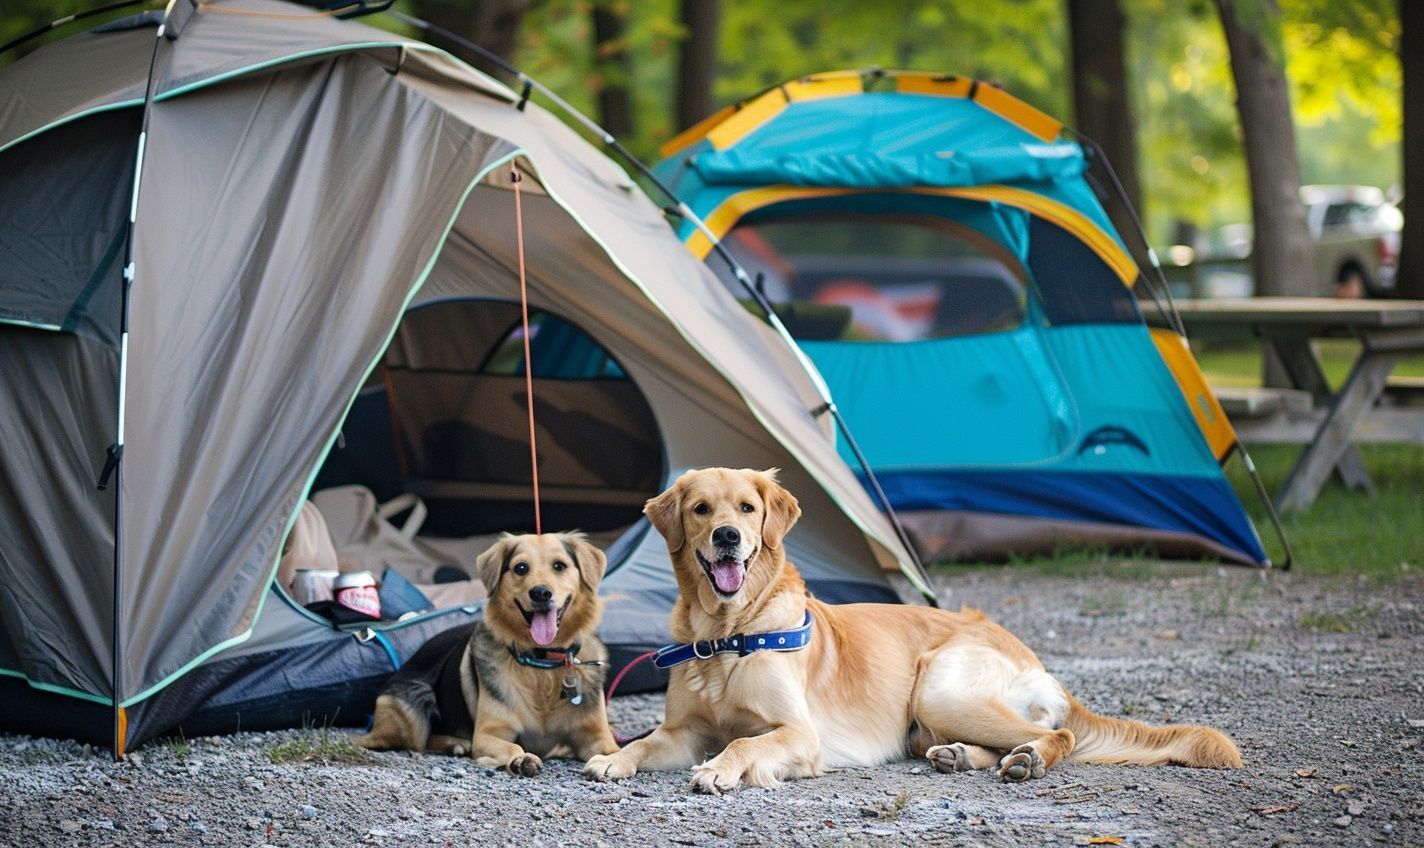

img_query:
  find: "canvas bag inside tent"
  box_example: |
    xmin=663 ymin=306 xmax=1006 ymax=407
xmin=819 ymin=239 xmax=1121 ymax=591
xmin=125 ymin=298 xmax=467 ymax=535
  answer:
xmin=655 ymin=71 xmax=1271 ymax=567
xmin=0 ymin=2 xmax=924 ymax=754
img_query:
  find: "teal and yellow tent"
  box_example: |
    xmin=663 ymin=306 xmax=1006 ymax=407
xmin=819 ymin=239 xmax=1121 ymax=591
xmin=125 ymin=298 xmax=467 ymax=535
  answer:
xmin=655 ymin=70 xmax=1269 ymax=566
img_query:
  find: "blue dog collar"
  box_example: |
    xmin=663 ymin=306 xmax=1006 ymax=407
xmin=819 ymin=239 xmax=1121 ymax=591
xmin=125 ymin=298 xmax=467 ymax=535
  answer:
xmin=652 ymin=611 xmax=813 ymax=669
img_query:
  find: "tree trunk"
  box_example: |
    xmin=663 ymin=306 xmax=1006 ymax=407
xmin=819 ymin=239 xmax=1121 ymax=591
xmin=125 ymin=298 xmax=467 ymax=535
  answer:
xmin=676 ymin=0 xmax=721 ymax=131
xmin=1067 ymin=0 xmax=1144 ymax=247
xmin=408 ymin=0 xmax=530 ymax=83
xmin=591 ymin=1 xmax=633 ymax=137
xmin=1214 ymin=0 xmax=1316 ymax=301
xmin=1398 ymin=0 xmax=1424 ymax=299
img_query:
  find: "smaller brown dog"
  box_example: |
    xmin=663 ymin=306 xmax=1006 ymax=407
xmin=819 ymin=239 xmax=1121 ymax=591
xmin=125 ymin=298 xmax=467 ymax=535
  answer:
xmin=356 ymin=532 xmax=619 ymax=775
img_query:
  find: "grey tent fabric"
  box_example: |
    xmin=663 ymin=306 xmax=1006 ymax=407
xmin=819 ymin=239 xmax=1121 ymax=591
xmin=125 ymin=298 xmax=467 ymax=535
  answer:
xmin=0 ymin=0 xmax=919 ymax=750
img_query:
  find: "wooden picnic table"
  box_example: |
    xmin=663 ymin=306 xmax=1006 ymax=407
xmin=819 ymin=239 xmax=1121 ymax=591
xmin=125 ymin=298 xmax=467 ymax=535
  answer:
xmin=1146 ymin=297 xmax=1424 ymax=512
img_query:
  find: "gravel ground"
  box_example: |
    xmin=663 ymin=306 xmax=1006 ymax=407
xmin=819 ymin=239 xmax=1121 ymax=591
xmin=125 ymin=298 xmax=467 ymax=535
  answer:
xmin=3 ymin=563 xmax=1421 ymax=847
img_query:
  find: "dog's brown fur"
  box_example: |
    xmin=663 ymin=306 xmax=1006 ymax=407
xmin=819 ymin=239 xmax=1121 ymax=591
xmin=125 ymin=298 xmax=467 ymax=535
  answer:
xmin=357 ymin=533 xmax=619 ymax=776
xmin=585 ymin=468 xmax=1241 ymax=792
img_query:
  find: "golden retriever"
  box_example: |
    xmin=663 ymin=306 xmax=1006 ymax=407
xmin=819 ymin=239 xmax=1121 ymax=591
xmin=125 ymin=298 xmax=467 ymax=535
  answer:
xmin=584 ymin=468 xmax=1240 ymax=792
xmin=357 ymin=532 xmax=619 ymax=775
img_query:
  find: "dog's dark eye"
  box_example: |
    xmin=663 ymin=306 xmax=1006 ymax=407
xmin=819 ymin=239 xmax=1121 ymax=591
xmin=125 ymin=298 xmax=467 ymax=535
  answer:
xmin=552 ymin=561 xmax=567 ymax=572
xmin=692 ymin=503 xmax=710 ymax=515
xmin=740 ymin=502 xmax=755 ymax=513
xmin=512 ymin=562 xmax=529 ymax=576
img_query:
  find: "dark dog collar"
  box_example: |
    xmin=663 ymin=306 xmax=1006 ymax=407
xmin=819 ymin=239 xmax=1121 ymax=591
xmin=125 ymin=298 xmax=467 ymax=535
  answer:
xmin=509 ymin=642 xmax=582 ymax=669
xmin=652 ymin=611 xmax=813 ymax=669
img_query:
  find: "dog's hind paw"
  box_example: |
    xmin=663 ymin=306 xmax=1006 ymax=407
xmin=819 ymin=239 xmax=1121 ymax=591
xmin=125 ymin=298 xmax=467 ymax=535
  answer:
xmin=584 ymin=754 xmax=634 ymax=782
xmin=507 ymin=753 xmax=543 ymax=777
xmin=997 ymin=745 xmax=1046 ymax=783
xmin=926 ymin=743 xmax=974 ymax=773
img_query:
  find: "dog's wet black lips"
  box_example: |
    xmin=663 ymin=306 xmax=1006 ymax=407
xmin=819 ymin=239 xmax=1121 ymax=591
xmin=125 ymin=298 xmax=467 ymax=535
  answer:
xmin=696 ymin=549 xmax=755 ymax=598
xmin=514 ymin=595 xmax=572 ymax=624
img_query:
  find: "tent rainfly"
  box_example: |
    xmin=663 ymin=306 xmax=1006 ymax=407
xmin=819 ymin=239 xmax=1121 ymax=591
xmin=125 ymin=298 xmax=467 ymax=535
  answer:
xmin=655 ymin=70 xmax=1272 ymax=567
xmin=0 ymin=3 xmax=924 ymax=755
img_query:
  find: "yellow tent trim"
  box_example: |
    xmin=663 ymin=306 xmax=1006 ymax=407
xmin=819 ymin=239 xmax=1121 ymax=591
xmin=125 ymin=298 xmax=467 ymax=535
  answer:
xmin=685 ymin=184 xmax=1138 ymax=286
xmin=703 ymin=76 xmax=862 ymax=152
xmin=1149 ymin=328 xmax=1238 ymax=463
xmin=660 ymin=104 xmax=737 ymax=160
xmin=970 ymin=83 xmax=1062 ymax=143
xmin=937 ymin=185 xmax=1137 ymax=283
xmin=661 ymin=71 xmax=1062 ymax=160
xmin=892 ymin=74 xmax=975 ymax=98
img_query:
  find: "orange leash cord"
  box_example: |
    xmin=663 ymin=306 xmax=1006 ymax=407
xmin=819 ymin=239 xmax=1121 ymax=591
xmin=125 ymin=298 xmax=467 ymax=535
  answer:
xmin=512 ymin=167 xmax=542 ymax=534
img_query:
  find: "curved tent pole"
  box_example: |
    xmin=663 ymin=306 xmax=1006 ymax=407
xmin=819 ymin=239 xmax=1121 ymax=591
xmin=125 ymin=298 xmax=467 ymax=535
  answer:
xmin=1066 ymin=127 xmax=1292 ymax=570
xmin=0 ymin=0 xmax=146 ymax=56
xmin=96 ymin=0 xmax=173 ymax=759
xmin=390 ymin=12 xmax=938 ymax=604
xmin=1062 ymin=127 xmax=1187 ymax=338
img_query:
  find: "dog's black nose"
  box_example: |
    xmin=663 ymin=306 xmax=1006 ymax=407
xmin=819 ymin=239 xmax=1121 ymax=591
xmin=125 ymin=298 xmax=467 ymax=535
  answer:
xmin=712 ymin=525 xmax=741 ymax=548
xmin=528 ymin=585 xmax=553 ymax=604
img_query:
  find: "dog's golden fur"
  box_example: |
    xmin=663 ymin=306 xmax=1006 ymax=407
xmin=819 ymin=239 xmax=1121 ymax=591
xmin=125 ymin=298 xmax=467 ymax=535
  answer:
xmin=585 ymin=468 xmax=1241 ymax=792
xmin=358 ymin=533 xmax=618 ymax=776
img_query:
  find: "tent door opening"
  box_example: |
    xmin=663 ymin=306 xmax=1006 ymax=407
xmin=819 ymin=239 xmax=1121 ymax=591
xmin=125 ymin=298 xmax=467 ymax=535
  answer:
xmin=312 ymin=298 xmax=664 ymax=583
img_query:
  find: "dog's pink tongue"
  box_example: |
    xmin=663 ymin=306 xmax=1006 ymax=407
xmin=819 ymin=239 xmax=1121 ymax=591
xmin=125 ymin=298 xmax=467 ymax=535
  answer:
xmin=530 ymin=608 xmax=559 ymax=646
xmin=711 ymin=560 xmax=745 ymax=594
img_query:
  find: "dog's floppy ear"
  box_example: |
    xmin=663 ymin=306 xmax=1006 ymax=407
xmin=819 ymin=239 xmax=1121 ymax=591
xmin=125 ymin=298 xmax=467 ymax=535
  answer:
xmin=475 ymin=534 xmax=518 ymax=594
xmin=755 ymin=468 xmax=801 ymax=551
xmin=644 ymin=481 xmax=685 ymax=554
xmin=561 ymin=533 xmax=608 ymax=592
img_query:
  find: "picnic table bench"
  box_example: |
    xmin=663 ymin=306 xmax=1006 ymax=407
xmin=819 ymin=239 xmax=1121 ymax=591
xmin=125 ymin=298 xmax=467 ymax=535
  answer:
xmin=1146 ymin=297 xmax=1424 ymax=512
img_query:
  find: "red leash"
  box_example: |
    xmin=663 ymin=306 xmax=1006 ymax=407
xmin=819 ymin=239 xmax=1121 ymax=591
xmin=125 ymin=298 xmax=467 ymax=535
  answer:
xmin=511 ymin=167 xmax=542 ymax=534
xmin=605 ymin=650 xmax=656 ymax=745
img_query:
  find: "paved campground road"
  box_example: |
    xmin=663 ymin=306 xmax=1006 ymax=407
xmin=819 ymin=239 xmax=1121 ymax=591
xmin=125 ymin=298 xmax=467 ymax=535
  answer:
xmin=3 ymin=563 xmax=1421 ymax=847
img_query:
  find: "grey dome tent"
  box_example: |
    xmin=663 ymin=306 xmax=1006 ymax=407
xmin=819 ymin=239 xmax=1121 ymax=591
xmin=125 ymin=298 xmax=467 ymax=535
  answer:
xmin=0 ymin=0 xmax=925 ymax=755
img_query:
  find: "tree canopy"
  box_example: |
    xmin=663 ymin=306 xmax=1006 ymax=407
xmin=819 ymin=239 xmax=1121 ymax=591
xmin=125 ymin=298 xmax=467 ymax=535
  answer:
xmin=0 ymin=0 xmax=1402 ymax=244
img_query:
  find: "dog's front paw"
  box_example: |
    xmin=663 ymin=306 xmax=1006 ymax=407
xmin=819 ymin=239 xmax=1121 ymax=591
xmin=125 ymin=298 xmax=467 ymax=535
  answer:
xmin=926 ymin=743 xmax=974 ymax=773
xmin=689 ymin=763 xmax=740 ymax=795
xmin=507 ymin=753 xmax=543 ymax=777
xmin=584 ymin=753 xmax=635 ymax=782
xmin=997 ymin=745 xmax=1046 ymax=783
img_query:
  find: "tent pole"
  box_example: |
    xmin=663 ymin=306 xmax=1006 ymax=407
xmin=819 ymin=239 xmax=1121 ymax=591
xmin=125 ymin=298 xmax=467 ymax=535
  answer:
xmin=0 ymin=0 xmax=146 ymax=56
xmin=1063 ymin=127 xmax=1187 ymax=338
xmin=1233 ymin=444 xmax=1294 ymax=570
xmin=102 ymin=0 xmax=171 ymax=760
xmin=390 ymin=14 xmax=939 ymax=604
xmin=1067 ymin=128 xmax=1292 ymax=569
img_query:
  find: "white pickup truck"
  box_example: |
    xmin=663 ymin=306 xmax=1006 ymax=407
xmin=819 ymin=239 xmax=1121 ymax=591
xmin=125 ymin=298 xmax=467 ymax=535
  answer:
xmin=1301 ymin=184 xmax=1401 ymax=297
xmin=1195 ymin=185 xmax=1401 ymax=298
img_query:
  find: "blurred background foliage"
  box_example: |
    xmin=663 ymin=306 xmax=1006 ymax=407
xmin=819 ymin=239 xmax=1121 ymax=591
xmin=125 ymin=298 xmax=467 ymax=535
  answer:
xmin=1 ymin=0 xmax=1401 ymax=244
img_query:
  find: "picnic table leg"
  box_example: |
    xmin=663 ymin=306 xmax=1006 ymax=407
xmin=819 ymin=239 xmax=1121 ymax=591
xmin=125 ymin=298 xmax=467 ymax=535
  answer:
xmin=1276 ymin=350 xmax=1401 ymax=512
xmin=1265 ymin=338 xmax=1374 ymax=494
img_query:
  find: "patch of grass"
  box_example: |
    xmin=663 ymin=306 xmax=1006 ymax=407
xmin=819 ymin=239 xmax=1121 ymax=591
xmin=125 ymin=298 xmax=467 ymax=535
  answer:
xmin=1194 ymin=340 xmax=1424 ymax=391
xmin=936 ymin=547 xmax=1189 ymax=581
xmin=1195 ymin=341 xmax=1423 ymax=578
xmin=1297 ymin=611 xmax=1353 ymax=633
xmin=1188 ymin=580 xmax=1262 ymax=618
xmin=267 ymin=727 xmax=371 ymax=766
xmin=1219 ymin=635 xmax=1261 ymax=658
xmin=1225 ymin=443 xmax=1423 ymax=578
xmin=1079 ymin=588 xmax=1128 ymax=617
xmin=154 ymin=734 xmax=191 ymax=759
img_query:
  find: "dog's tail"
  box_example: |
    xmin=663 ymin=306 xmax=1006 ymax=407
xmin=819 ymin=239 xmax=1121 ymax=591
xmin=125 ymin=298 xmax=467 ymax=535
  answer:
xmin=354 ymin=679 xmax=439 ymax=751
xmin=1064 ymin=696 xmax=1242 ymax=768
